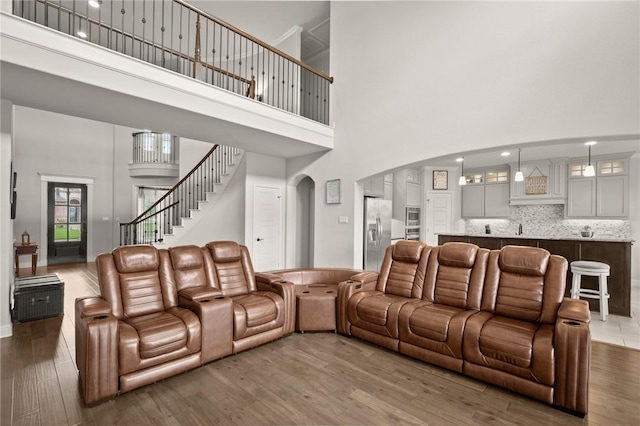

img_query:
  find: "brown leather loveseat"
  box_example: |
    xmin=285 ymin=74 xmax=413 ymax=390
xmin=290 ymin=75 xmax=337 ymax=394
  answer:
xmin=338 ymin=241 xmax=591 ymax=416
xmin=75 ymin=241 xmax=295 ymax=405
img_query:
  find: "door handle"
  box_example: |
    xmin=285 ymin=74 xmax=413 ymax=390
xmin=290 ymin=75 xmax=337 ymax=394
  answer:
xmin=256 ymin=238 xmax=263 ymax=242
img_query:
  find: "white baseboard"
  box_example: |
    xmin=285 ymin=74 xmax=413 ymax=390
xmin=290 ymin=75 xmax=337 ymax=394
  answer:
xmin=0 ymin=323 xmax=13 ymax=338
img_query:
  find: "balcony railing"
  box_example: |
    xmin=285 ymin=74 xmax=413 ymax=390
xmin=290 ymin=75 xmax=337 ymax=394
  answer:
xmin=132 ymin=131 xmax=177 ymax=164
xmin=13 ymin=0 xmax=333 ymax=125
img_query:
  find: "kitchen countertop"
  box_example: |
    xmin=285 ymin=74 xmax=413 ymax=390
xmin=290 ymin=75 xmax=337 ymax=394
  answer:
xmin=437 ymin=233 xmax=635 ymax=243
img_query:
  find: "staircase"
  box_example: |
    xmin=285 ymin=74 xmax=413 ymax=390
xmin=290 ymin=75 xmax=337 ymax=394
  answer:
xmin=120 ymin=144 xmax=243 ymax=246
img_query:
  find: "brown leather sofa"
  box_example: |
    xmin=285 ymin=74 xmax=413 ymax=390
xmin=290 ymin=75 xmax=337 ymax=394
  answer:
xmin=75 ymin=241 xmax=294 ymax=405
xmin=338 ymin=241 xmax=591 ymax=415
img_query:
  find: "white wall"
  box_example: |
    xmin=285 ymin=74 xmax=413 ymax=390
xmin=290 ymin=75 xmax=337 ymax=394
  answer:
xmin=1 ymin=100 xmax=14 ymax=337
xmin=291 ymin=1 xmax=639 ymax=268
xmin=13 ymin=107 xmax=130 ymax=262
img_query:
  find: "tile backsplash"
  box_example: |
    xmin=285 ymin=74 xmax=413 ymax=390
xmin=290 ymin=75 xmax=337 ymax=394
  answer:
xmin=459 ymin=204 xmax=631 ymax=239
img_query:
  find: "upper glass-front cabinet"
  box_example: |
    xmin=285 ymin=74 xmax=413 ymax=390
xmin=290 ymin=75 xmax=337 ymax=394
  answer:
xmin=569 ymin=158 xmax=627 ymax=177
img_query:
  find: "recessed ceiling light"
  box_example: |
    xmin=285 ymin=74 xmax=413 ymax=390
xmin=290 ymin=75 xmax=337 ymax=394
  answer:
xmin=455 ymin=157 xmax=464 ymax=162
xmin=77 ymin=30 xmax=87 ymax=38
xmin=500 ymin=152 xmax=511 ymax=157
xmin=88 ymin=0 xmax=100 ymax=8
xmin=585 ymin=141 xmax=597 ymax=146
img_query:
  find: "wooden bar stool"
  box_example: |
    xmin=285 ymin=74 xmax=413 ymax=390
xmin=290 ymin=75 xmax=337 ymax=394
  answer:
xmin=570 ymin=260 xmax=610 ymax=321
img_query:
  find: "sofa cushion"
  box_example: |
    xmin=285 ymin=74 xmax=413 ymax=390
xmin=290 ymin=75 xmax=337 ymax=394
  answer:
xmin=392 ymin=241 xmax=424 ymax=263
xmin=499 ymin=245 xmax=549 ymax=277
xmin=464 ymin=313 xmax=555 ymax=386
xmin=232 ymin=292 xmax=284 ymax=340
xmin=119 ymin=270 xmax=164 ymax=318
xmin=168 ymin=246 xmax=208 ymax=292
xmin=378 ymin=242 xmax=430 ymax=299
xmin=348 ymin=291 xmax=409 ymax=339
xmin=125 ymin=312 xmax=188 ymax=359
xmin=113 ymin=245 xmax=159 ymax=273
xmin=406 ymin=303 xmax=461 ymax=342
xmin=170 ymin=245 xmax=204 ymax=270
xmin=438 ymin=242 xmax=477 ymax=268
xmin=479 ymin=316 xmax=537 ymax=368
xmin=208 ymin=241 xmax=242 ymax=262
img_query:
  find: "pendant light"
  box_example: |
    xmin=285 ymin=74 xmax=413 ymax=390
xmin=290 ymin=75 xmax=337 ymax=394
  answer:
xmin=514 ymin=148 xmax=524 ymax=182
xmin=584 ymin=141 xmax=597 ymax=177
xmin=458 ymin=157 xmax=466 ymax=186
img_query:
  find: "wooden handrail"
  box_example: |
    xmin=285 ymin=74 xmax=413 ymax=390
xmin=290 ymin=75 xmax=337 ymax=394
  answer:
xmin=121 ymin=144 xmax=219 ymax=226
xmin=173 ymin=0 xmax=334 ymax=83
xmin=125 ymin=201 xmax=180 ymax=226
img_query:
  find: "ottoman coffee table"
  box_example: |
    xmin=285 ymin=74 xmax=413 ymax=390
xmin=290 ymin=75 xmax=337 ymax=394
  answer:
xmin=295 ymin=284 xmax=338 ymax=332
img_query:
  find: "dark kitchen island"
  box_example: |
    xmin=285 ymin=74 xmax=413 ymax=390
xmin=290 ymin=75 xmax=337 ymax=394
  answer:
xmin=438 ymin=233 xmax=634 ymax=317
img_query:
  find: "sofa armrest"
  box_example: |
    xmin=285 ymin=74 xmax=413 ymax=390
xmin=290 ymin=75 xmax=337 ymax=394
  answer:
xmin=336 ymin=277 xmax=377 ymax=335
xmin=75 ymin=296 xmax=112 ymax=319
xmin=74 ymin=297 xmax=118 ymax=405
xmin=554 ymin=297 xmax=591 ymax=416
xmin=557 ymin=297 xmax=591 ymax=323
xmin=178 ymin=295 xmax=234 ymax=364
xmin=255 ymin=272 xmax=284 ymax=285
xmin=256 ymin=280 xmax=296 ymax=335
xmin=178 ymin=287 xmax=223 ymax=302
xmin=349 ymin=271 xmax=378 ymax=285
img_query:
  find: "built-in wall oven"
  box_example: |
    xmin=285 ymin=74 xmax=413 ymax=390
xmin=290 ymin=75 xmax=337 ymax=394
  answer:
xmin=406 ymin=207 xmax=420 ymax=226
xmin=405 ymin=227 xmax=420 ymax=241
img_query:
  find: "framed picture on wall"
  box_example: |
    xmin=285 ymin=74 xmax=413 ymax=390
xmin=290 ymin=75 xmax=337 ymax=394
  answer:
xmin=326 ymin=179 xmax=341 ymax=204
xmin=433 ymin=170 xmax=448 ymax=190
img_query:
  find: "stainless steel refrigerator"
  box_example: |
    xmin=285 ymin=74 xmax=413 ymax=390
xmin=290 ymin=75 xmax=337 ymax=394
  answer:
xmin=364 ymin=197 xmax=392 ymax=271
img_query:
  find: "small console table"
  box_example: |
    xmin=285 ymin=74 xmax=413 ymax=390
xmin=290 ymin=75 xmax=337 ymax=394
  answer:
xmin=295 ymin=284 xmax=338 ymax=332
xmin=14 ymin=242 xmax=38 ymax=277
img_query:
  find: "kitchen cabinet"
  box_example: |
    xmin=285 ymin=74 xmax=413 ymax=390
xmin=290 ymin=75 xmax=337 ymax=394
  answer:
xmin=438 ymin=234 xmax=632 ymax=316
xmin=567 ymin=157 xmax=629 ymax=218
xmin=596 ymin=175 xmax=628 ymax=217
xmin=461 ymin=168 xmax=509 ymax=218
xmin=567 ymin=178 xmax=596 ymax=217
xmin=461 ymin=185 xmax=484 ymax=218
xmin=393 ymin=168 xmax=422 ymax=220
xmin=364 ymin=173 xmax=393 ymax=200
xmin=509 ymin=159 xmax=566 ymax=205
xmin=484 ymin=183 xmax=510 ymax=217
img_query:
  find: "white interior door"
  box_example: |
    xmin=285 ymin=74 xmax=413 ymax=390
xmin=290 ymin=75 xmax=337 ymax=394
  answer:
xmin=425 ymin=192 xmax=453 ymax=246
xmin=253 ymin=186 xmax=282 ymax=271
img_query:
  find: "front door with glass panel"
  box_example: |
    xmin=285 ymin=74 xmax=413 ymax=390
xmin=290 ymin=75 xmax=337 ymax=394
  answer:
xmin=47 ymin=182 xmax=87 ymax=265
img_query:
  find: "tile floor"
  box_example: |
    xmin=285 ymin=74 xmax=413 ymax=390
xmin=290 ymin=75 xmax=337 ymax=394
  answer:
xmin=589 ymin=286 xmax=640 ymax=349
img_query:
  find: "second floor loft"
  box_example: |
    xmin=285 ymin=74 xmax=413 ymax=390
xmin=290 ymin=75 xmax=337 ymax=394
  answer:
xmin=10 ymin=0 xmax=333 ymax=125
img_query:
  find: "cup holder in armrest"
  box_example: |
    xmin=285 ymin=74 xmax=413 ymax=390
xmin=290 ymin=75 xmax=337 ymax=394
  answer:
xmin=563 ymin=320 xmax=582 ymax=327
xmin=325 ymin=290 xmax=335 ymax=294
xmin=346 ymin=280 xmax=355 ymax=284
xmin=215 ymin=296 xmax=225 ymax=299
xmin=199 ymin=299 xmax=211 ymax=303
xmin=302 ymin=290 xmax=310 ymax=294
xmin=93 ymin=315 xmax=108 ymax=320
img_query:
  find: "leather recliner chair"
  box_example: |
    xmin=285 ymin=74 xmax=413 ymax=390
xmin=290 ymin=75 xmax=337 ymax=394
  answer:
xmin=75 ymin=245 xmax=203 ymax=404
xmin=339 ymin=241 xmax=432 ymax=351
xmin=205 ymin=241 xmax=295 ymax=353
xmin=463 ymin=245 xmax=589 ymax=413
xmin=399 ymin=242 xmax=490 ymax=372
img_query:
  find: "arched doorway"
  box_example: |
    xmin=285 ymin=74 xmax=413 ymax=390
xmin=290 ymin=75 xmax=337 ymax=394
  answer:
xmin=296 ymin=177 xmax=315 ymax=268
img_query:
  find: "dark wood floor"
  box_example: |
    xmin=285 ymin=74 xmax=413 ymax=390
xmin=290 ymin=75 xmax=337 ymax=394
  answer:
xmin=2 ymin=263 xmax=640 ymax=425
